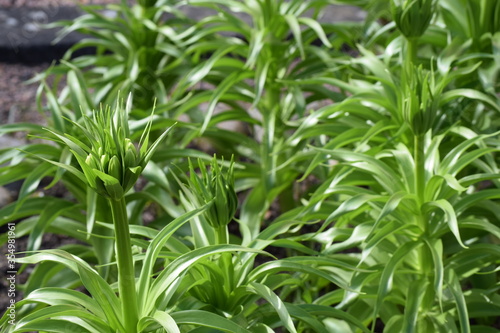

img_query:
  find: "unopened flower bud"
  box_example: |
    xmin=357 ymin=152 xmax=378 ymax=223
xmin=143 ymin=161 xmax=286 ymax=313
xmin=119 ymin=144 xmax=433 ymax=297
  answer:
xmin=125 ymin=141 xmax=138 ymax=167
xmin=124 ymin=138 xmax=134 ymax=150
xmin=108 ymin=155 xmax=122 ymax=183
xmin=100 ymin=154 xmax=110 ymax=171
xmin=85 ymin=154 xmax=99 ymax=169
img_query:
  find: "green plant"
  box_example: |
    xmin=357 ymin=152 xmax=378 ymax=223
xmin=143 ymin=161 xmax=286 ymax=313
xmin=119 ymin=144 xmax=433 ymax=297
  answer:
xmin=38 ymin=0 xmax=192 ymax=109
xmin=2 ymin=0 xmax=500 ymax=332
xmin=1 ymin=0 xmax=198 ymax=292
xmin=0 ymin=99 xmax=362 ymax=332
xmin=2 ymin=98 xmax=171 ymax=331
xmin=286 ymin=2 xmax=500 ymax=330
xmin=301 ymin=127 xmax=500 ymax=331
xmin=1 ymin=101 xmax=251 ymax=333
xmin=162 ymin=0 xmax=357 ymax=240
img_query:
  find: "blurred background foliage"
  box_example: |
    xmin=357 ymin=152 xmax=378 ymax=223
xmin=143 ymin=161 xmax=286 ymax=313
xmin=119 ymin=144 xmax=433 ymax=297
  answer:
xmin=1 ymin=0 xmax=499 ymax=332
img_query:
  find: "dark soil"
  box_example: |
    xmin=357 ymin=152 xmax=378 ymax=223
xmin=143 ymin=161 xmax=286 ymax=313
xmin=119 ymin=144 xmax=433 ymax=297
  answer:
xmin=0 ymin=63 xmax=48 ymax=135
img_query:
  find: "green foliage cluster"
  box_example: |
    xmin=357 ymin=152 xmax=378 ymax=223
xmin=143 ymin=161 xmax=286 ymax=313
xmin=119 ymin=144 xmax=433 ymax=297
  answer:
xmin=1 ymin=0 xmax=500 ymax=332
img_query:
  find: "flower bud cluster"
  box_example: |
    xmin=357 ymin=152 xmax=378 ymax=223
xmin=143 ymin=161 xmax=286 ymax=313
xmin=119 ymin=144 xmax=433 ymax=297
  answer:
xmin=401 ymin=65 xmax=437 ymax=135
xmin=188 ymin=156 xmax=237 ymax=229
xmin=391 ymin=0 xmax=435 ymax=39
xmin=83 ymin=142 xmax=142 ymax=200
xmin=46 ymin=97 xmax=174 ymax=201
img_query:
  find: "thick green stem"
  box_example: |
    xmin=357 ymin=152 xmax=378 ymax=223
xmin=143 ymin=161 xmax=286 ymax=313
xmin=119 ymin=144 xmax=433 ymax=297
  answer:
xmin=262 ymin=86 xmax=280 ymax=192
xmin=244 ymin=84 xmax=279 ymax=239
xmin=414 ymin=134 xmax=426 ymax=206
xmin=406 ymin=37 xmax=418 ymax=69
xmin=414 ymin=134 xmax=427 ymax=264
xmin=215 ymin=226 xmax=232 ymax=302
xmin=216 ymin=226 xmax=228 ymax=245
xmin=414 ymin=134 xmax=434 ymax=310
xmin=109 ymin=198 xmax=139 ymax=333
xmin=407 ymin=35 xmax=435 ymax=314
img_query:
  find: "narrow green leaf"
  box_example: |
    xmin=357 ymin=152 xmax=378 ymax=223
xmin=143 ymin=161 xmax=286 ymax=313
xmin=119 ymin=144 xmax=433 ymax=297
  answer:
xmin=285 ymin=303 xmax=329 ymax=333
xmin=137 ymin=311 xmax=180 ymax=333
xmin=147 ymin=245 xmax=267 ymax=315
xmin=246 ymin=29 xmax=264 ymax=69
xmin=249 ymin=260 xmax=352 ymax=292
xmin=15 ymin=305 xmax=110 ymax=333
xmin=12 ymin=319 xmax=104 ymax=333
xmin=141 ymin=124 xmax=176 ymax=167
xmin=19 ymin=151 xmax=87 ymax=185
xmin=284 ymin=14 xmax=305 ymax=58
xmin=324 ymin=194 xmax=380 ymax=226
xmin=446 ymin=269 xmax=471 ymax=333
xmin=253 ymin=60 xmax=270 ymax=107
xmin=27 ymin=199 xmax=76 ymax=251
xmin=374 ymin=241 xmax=421 ymax=323
xmin=200 ymin=70 xmax=253 ymax=134
xmin=402 ymin=279 xmax=428 ymax=333
xmin=20 ymin=287 xmax=102 ymax=317
xmin=67 ymin=69 xmax=90 ymax=116
xmin=298 ymin=17 xmax=332 ymax=47
xmin=86 ymin=188 xmax=97 ymax=239
xmin=368 ymin=192 xmax=412 ymax=239
xmin=298 ymin=304 xmax=371 ymax=333
xmin=324 ymin=223 xmax=372 ymax=254
xmin=42 ymin=82 xmax=66 ymax=132
xmin=424 ymin=200 xmax=467 ymax=248
xmin=44 ymin=129 xmax=89 ymax=157
xmin=17 ymin=249 xmax=124 ymax=331
xmin=460 ymin=218 xmax=500 ymax=239
xmin=248 ymin=282 xmax=297 ymax=333
xmin=137 ymin=204 xmax=211 ymax=314
xmin=424 ymin=238 xmax=444 ymax=308
xmin=440 ymin=88 xmax=500 ymax=112
xmin=171 ymin=310 xmax=251 ymax=333
xmin=17 ymin=163 xmax=56 ymax=202
xmin=0 ymin=123 xmax=45 ymax=135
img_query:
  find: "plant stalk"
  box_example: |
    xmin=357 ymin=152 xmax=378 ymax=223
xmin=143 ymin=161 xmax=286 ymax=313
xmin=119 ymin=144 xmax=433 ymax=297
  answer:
xmin=406 ymin=37 xmax=418 ymax=70
xmin=414 ymin=134 xmax=427 ymax=240
xmin=216 ymin=226 xmax=228 ymax=245
xmin=262 ymin=87 xmax=279 ymax=192
xmin=414 ymin=134 xmax=426 ymax=205
xmin=414 ymin=133 xmax=434 ymax=311
xmin=245 ymin=82 xmax=280 ymax=239
xmin=109 ymin=197 xmax=139 ymax=333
